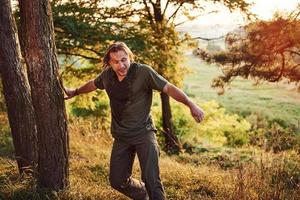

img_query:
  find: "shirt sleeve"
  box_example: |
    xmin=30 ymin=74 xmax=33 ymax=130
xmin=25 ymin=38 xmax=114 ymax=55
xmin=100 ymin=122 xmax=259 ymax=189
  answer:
xmin=94 ymin=71 xmax=105 ymax=89
xmin=146 ymin=65 xmax=168 ymax=92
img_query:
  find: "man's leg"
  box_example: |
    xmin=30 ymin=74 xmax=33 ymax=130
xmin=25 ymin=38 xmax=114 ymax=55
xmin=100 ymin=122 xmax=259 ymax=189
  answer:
xmin=136 ymin=131 xmax=165 ymax=200
xmin=109 ymin=139 xmax=148 ymax=200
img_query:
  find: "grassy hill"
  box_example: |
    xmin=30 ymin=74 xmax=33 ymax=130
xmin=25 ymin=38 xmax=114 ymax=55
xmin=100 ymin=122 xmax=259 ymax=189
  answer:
xmin=183 ymin=52 xmax=300 ymax=127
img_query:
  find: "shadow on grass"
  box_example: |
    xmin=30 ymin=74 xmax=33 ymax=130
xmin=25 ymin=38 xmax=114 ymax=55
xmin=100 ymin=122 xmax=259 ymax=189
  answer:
xmin=193 ymin=185 xmax=216 ymax=197
xmin=88 ymin=164 xmax=109 ymax=184
xmin=1 ymin=187 xmax=61 ymax=200
xmin=0 ymin=170 xmax=62 ymax=200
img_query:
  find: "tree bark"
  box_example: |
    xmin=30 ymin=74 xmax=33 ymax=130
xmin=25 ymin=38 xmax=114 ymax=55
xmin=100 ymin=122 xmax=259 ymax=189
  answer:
xmin=0 ymin=0 xmax=38 ymax=173
xmin=160 ymin=93 xmax=181 ymax=154
xmin=18 ymin=0 xmax=69 ymax=190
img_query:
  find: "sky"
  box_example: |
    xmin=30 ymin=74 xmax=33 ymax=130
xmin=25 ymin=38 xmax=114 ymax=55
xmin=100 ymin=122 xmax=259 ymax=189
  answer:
xmin=249 ymin=0 xmax=299 ymax=20
xmin=188 ymin=0 xmax=300 ymax=26
xmin=177 ymin=0 xmax=300 ymax=37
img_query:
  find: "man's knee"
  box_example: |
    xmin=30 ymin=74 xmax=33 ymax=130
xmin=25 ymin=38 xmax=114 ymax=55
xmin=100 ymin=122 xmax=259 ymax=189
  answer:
xmin=109 ymin=175 xmax=130 ymax=190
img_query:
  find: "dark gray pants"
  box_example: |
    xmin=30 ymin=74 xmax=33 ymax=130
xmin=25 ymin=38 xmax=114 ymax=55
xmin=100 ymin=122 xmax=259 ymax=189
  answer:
xmin=109 ymin=131 xmax=165 ymax=200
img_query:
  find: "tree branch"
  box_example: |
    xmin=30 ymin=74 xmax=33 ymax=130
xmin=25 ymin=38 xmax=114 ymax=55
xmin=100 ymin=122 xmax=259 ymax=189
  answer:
xmin=162 ymin=0 xmax=170 ymax=18
xmin=271 ymin=53 xmax=285 ymax=82
xmin=273 ymin=41 xmax=293 ymax=54
xmin=175 ymin=11 xmax=218 ymax=27
xmin=60 ymin=57 xmax=81 ymax=71
xmin=78 ymin=46 xmax=102 ymax=57
xmin=287 ymin=50 xmax=300 ymax=56
xmin=167 ymin=2 xmax=184 ymax=23
xmin=58 ymin=51 xmax=98 ymax=61
xmin=288 ymin=64 xmax=300 ymax=81
xmin=193 ymin=35 xmax=226 ymax=41
xmin=143 ymin=0 xmax=155 ymax=27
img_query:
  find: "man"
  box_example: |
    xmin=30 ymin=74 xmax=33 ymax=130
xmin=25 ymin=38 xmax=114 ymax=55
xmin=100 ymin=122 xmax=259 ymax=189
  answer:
xmin=65 ymin=42 xmax=204 ymax=200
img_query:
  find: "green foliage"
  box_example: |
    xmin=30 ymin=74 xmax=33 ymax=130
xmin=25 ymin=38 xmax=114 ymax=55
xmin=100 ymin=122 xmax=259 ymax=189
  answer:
xmin=70 ymin=92 xmax=109 ymax=118
xmin=52 ymin=0 xmax=120 ymax=62
xmin=134 ymin=21 xmax=188 ymax=86
xmin=153 ymin=99 xmax=251 ymax=148
xmin=198 ymin=101 xmax=251 ymax=147
xmin=67 ymin=90 xmax=111 ymax=134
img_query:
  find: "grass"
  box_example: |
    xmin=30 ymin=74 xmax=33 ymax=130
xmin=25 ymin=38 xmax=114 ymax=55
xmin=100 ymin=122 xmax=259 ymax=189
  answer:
xmin=0 ymin=114 xmax=300 ymax=200
xmin=183 ymin=52 xmax=300 ymax=126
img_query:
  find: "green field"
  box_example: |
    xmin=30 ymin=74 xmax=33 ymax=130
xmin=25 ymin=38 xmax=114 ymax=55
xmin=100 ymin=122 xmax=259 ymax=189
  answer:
xmin=183 ymin=52 xmax=300 ymax=127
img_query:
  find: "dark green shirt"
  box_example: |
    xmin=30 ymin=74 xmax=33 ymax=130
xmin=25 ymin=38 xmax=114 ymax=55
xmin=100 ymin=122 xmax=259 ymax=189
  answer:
xmin=94 ymin=63 xmax=168 ymax=140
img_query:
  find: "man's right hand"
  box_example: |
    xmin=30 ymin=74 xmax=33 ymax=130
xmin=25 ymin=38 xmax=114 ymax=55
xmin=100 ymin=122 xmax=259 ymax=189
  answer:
xmin=64 ymin=88 xmax=78 ymax=100
xmin=62 ymin=79 xmax=97 ymax=100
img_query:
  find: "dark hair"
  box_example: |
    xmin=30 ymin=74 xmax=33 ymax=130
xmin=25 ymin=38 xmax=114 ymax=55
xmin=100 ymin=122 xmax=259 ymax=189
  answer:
xmin=103 ymin=42 xmax=134 ymax=68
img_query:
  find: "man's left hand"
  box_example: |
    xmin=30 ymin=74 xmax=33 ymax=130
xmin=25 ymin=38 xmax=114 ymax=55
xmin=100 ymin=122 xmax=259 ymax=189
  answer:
xmin=189 ymin=103 xmax=205 ymax=123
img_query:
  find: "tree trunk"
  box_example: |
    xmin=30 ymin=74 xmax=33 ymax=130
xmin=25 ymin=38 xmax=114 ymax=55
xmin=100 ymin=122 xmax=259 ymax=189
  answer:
xmin=0 ymin=0 xmax=38 ymax=173
xmin=151 ymin=4 xmax=181 ymax=153
xmin=18 ymin=0 xmax=69 ymax=190
xmin=160 ymin=92 xmax=181 ymax=154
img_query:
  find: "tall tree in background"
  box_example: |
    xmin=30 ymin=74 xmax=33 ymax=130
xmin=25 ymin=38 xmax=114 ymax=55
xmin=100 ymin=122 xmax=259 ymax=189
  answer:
xmin=17 ymin=0 xmax=69 ymax=190
xmin=0 ymin=0 xmax=38 ymax=174
xmin=51 ymin=0 xmax=251 ymax=153
xmin=131 ymin=0 xmax=250 ymax=152
xmin=196 ymin=9 xmax=300 ymax=92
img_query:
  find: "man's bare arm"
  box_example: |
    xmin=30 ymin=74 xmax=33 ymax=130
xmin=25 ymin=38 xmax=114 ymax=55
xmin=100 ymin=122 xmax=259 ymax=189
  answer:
xmin=64 ymin=79 xmax=97 ymax=99
xmin=163 ymin=83 xmax=205 ymax=123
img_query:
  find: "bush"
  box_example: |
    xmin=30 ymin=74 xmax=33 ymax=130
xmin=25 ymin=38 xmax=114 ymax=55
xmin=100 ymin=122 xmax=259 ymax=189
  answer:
xmin=246 ymin=113 xmax=300 ymax=153
xmin=153 ymin=100 xmax=251 ymax=148
xmin=265 ymin=123 xmax=300 ymax=153
xmin=67 ymin=91 xmax=111 ymax=133
xmin=69 ymin=91 xmax=109 ymax=116
xmin=190 ymin=100 xmax=251 ymax=147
